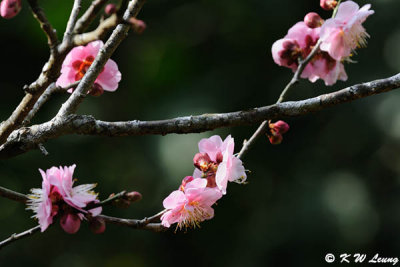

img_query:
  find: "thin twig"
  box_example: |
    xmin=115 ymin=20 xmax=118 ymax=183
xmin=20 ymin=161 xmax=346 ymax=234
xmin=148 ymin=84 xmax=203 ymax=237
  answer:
xmin=26 ymin=0 xmax=59 ymax=52
xmin=63 ymin=0 xmax=83 ymax=46
xmin=98 ymin=214 xmax=167 ymax=232
xmin=0 ymin=225 xmax=41 ymax=250
xmin=237 ymin=40 xmax=322 ymax=159
xmin=23 ymin=81 xmax=80 ymax=126
xmin=74 ymin=0 xmax=109 ymax=34
xmin=0 ymin=186 xmax=28 ymax=203
xmin=86 ymin=190 xmax=127 ymax=209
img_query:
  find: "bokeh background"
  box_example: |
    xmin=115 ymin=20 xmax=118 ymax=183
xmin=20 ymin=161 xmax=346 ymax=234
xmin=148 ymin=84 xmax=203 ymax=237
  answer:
xmin=0 ymin=0 xmax=400 ymax=266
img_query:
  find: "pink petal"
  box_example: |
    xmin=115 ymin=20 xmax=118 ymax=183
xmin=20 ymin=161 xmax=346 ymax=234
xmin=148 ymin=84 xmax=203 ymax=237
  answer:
xmin=335 ymin=1 xmax=360 ymax=22
xmin=163 ymin=190 xmax=186 ymax=209
xmin=184 ymin=178 xmax=207 ymax=191
xmin=96 ymin=59 xmax=121 ymax=91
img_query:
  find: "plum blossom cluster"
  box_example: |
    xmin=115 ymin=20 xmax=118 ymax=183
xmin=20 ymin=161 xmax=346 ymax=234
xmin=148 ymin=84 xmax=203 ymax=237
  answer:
xmin=56 ymin=41 xmax=122 ymax=96
xmin=272 ymin=0 xmax=374 ymax=86
xmin=161 ymin=135 xmax=247 ymax=230
xmin=26 ymin=165 xmax=104 ymax=234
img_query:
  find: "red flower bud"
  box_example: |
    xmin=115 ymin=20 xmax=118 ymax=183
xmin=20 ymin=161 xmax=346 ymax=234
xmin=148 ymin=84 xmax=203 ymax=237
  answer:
xmin=271 ymin=120 xmax=290 ymax=134
xmin=268 ymin=133 xmax=283 ymax=145
xmin=125 ymin=191 xmax=142 ymax=203
xmin=60 ymin=213 xmax=81 ymax=234
xmin=89 ymin=83 xmax=104 ymax=96
xmin=0 ymin=0 xmax=21 ymax=19
xmin=320 ymin=0 xmax=337 ymax=11
xmin=304 ymin=12 xmax=324 ymax=28
xmin=129 ymin=18 xmax=147 ymax=34
xmin=104 ymin=4 xmax=117 ymax=15
xmin=89 ymin=217 xmax=106 ymax=234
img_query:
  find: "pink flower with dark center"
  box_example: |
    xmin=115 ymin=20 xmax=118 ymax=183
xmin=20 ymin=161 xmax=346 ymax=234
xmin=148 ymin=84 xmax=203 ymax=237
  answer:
xmin=320 ymin=1 xmax=374 ymax=60
xmin=27 ymin=165 xmax=102 ymax=233
xmin=194 ymin=135 xmax=246 ymax=194
xmin=161 ymin=178 xmax=222 ymax=229
xmin=56 ymin=41 xmax=121 ymax=93
xmin=0 ymin=0 xmax=21 ymax=19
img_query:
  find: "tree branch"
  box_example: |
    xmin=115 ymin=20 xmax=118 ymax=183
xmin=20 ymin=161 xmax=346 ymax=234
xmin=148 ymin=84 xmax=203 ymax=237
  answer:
xmin=22 ymin=82 xmax=80 ymax=126
xmin=238 ymin=40 xmax=322 ymax=159
xmin=59 ymin=0 xmax=146 ymax=117
xmin=0 ymin=225 xmax=41 ymax=250
xmin=0 ymin=186 xmax=28 ymax=203
xmin=0 ymin=73 xmax=399 ymax=159
xmin=63 ymin=0 xmax=83 ymax=46
xmin=26 ymin=0 xmax=59 ymax=52
xmin=74 ymin=0 xmax=110 ymax=34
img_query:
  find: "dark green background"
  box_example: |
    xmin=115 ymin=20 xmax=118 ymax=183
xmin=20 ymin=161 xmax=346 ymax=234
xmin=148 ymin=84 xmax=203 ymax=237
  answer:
xmin=0 ymin=0 xmax=400 ymax=266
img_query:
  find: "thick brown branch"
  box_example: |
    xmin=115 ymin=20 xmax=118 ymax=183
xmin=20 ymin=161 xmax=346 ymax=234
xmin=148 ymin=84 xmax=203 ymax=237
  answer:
xmin=0 ymin=73 xmax=399 ymax=159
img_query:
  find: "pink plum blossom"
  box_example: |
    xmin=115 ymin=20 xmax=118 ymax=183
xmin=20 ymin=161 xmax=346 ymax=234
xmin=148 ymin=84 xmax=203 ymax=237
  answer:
xmin=272 ymin=21 xmax=347 ymax=86
xmin=194 ymin=135 xmax=246 ymax=194
xmin=161 ymin=178 xmax=222 ymax=229
xmin=27 ymin=165 xmax=102 ymax=233
xmin=56 ymin=40 xmax=121 ymax=93
xmin=320 ymin=1 xmax=374 ymax=60
xmin=0 ymin=0 xmax=21 ymax=19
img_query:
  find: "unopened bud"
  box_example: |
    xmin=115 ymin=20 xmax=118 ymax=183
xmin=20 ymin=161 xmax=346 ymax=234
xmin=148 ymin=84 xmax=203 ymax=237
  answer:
xmin=0 ymin=0 xmax=21 ymax=19
xmin=89 ymin=217 xmax=106 ymax=234
xmin=89 ymin=83 xmax=104 ymax=96
xmin=104 ymin=4 xmax=117 ymax=15
xmin=129 ymin=18 xmax=146 ymax=34
xmin=268 ymin=133 xmax=283 ymax=145
xmin=125 ymin=191 xmax=142 ymax=203
xmin=60 ymin=212 xmax=81 ymax=234
xmin=320 ymin=0 xmax=337 ymax=11
xmin=193 ymin=153 xmax=211 ymax=172
xmin=270 ymin=120 xmax=290 ymax=135
xmin=304 ymin=12 xmax=324 ymax=28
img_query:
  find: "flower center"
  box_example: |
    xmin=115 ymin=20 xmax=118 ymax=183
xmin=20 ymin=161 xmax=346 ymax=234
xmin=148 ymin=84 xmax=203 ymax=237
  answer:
xmin=72 ymin=56 xmax=95 ymax=81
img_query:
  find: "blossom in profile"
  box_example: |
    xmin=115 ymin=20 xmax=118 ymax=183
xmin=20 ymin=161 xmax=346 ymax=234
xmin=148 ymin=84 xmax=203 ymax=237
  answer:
xmin=194 ymin=135 xmax=246 ymax=194
xmin=56 ymin=41 xmax=121 ymax=94
xmin=0 ymin=0 xmax=21 ymax=19
xmin=161 ymin=178 xmax=222 ymax=229
xmin=320 ymin=1 xmax=374 ymax=60
xmin=27 ymin=165 xmax=102 ymax=233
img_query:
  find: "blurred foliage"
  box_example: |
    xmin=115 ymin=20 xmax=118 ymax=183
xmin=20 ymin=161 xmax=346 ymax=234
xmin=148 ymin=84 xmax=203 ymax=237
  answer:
xmin=0 ymin=0 xmax=400 ymax=266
